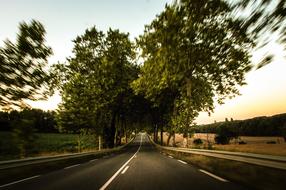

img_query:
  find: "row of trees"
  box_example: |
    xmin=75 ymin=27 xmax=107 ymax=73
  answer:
xmin=196 ymin=113 xmax=286 ymax=137
xmin=0 ymin=108 xmax=57 ymax=133
xmin=0 ymin=0 xmax=285 ymax=149
xmin=51 ymin=28 xmax=154 ymax=148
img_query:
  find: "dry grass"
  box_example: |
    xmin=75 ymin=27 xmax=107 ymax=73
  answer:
xmin=213 ymin=144 xmax=286 ymax=156
xmin=160 ymin=132 xmax=286 ymax=156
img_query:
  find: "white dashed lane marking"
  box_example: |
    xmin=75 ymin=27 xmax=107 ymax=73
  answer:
xmin=177 ymin=160 xmax=187 ymax=164
xmin=64 ymin=164 xmax=80 ymax=169
xmin=199 ymin=169 xmax=228 ymax=182
xmin=0 ymin=175 xmax=41 ymax=188
xmin=121 ymin=166 xmax=130 ymax=174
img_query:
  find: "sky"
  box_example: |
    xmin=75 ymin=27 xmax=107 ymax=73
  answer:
xmin=0 ymin=0 xmax=285 ymax=124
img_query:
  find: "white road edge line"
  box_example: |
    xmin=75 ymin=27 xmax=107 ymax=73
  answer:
xmin=99 ymin=134 xmax=143 ymax=190
xmin=177 ymin=160 xmax=187 ymax=164
xmin=64 ymin=164 xmax=80 ymax=169
xmin=0 ymin=175 xmax=40 ymax=188
xmin=121 ymin=166 xmax=130 ymax=174
xmin=168 ymin=155 xmax=173 ymax=158
xmin=89 ymin=159 xmax=98 ymax=162
xmin=199 ymin=169 xmax=228 ymax=182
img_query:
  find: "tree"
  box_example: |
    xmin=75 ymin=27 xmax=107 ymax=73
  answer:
xmin=52 ymin=27 xmax=139 ymax=148
xmin=0 ymin=20 xmax=52 ymax=108
xmin=132 ymin=0 xmax=252 ymax=141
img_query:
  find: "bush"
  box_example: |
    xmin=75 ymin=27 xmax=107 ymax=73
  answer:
xmin=12 ymin=119 xmax=37 ymax=158
xmin=238 ymin=141 xmax=247 ymax=144
xmin=215 ymin=135 xmax=230 ymax=145
xmin=266 ymin=141 xmax=276 ymax=144
xmin=193 ymin=138 xmax=203 ymax=145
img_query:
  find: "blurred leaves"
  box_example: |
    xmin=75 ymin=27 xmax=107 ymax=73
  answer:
xmin=0 ymin=20 xmax=52 ymax=108
xmin=230 ymin=0 xmax=286 ymax=68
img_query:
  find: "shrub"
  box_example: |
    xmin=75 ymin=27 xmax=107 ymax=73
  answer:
xmin=266 ymin=141 xmax=276 ymax=144
xmin=214 ymin=135 xmax=230 ymax=145
xmin=193 ymin=138 xmax=203 ymax=145
xmin=238 ymin=141 xmax=247 ymax=145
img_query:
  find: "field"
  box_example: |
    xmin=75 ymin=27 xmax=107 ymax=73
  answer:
xmin=0 ymin=132 xmax=99 ymax=161
xmin=160 ymin=133 xmax=286 ymax=156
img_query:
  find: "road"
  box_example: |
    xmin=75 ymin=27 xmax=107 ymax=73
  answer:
xmin=0 ymin=133 xmax=247 ymax=190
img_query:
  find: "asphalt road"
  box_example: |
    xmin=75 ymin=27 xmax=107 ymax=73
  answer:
xmin=0 ymin=133 xmax=248 ymax=190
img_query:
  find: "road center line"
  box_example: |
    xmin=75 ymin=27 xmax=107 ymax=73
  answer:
xmin=0 ymin=175 xmax=40 ymax=188
xmin=64 ymin=164 xmax=80 ymax=169
xmin=99 ymin=134 xmax=143 ymax=190
xmin=121 ymin=166 xmax=129 ymax=174
xmin=199 ymin=169 xmax=228 ymax=182
xmin=177 ymin=160 xmax=187 ymax=164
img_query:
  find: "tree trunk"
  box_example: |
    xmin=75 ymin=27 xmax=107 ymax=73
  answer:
xmin=167 ymin=133 xmax=172 ymax=146
xmin=153 ymin=125 xmax=158 ymax=143
xmin=160 ymin=126 xmax=163 ymax=145
xmin=114 ymin=127 xmax=118 ymax=147
xmin=105 ymin=112 xmax=116 ymax=148
xmin=77 ymin=134 xmax=81 ymax=152
xmin=98 ymin=135 xmax=102 ymax=151
xmin=172 ymin=132 xmax=176 ymax=147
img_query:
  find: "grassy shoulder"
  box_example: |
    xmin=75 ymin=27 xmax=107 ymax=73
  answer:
xmin=0 ymin=132 xmax=98 ymax=161
xmin=161 ymin=148 xmax=286 ymax=190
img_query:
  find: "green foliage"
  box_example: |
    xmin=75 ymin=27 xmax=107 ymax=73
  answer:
xmin=132 ymin=0 xmax=252 ymax=135
xmin=11 ymin=119 xmax=37 ymax=158
xmin=51 ymin=27 xmax=144 ymax=147
xmin=193 ymin=138 xmax=203 ymax=145
xmin=0 ymin=109 xmax=57 ymax=133
xmin=0 ymin=20 xmax=52 ymax=108
xmin=214 ymin=124 xmax=238 ymax=144
xmin=0 ymin=132 xmax=98 ymax=160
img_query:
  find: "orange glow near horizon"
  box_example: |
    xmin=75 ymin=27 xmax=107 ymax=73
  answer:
xmin=195 ymin=59 xmax=286 ymax=124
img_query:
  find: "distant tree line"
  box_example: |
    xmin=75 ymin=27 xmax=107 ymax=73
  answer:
xmin=195 ymin=113 xmax=286 ymax=137
xmin=0 ymin=108 xmax=57 ymax=133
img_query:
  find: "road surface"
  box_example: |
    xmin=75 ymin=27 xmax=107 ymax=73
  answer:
xmin=0 ymin=133 xmax=247 ymax=190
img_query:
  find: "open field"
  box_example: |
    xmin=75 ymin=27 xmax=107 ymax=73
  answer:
xmin=0 ymin=132 xmax=98 ymax=161
xmin=160 ymin=133 xmax=286 ymax=156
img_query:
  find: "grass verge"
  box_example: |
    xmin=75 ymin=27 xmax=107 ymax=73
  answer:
xmin=159 ymin=148 xmax=286 ymax=190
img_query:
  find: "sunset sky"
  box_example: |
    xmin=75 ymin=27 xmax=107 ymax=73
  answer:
xmin=0 ymin=0 xmax=285 ymax=124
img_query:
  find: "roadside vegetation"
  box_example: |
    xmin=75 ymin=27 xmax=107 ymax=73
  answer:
xmin=0 ymin=0 xmax=286 ymax=160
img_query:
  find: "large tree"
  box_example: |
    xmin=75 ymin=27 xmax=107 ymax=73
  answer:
xmin=132 ymin=0 xmax=253 ymax=136
xmin=0 ymin=20 xmax=52 ymax=108
xmin=53 ymin=27 xmax=139 ymax=148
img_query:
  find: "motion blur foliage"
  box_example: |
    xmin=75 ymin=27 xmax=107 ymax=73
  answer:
xmin=0 ymin=20 xmax=52 ymax=108
xmin=230 ymin=0 xmax=286 ymax=68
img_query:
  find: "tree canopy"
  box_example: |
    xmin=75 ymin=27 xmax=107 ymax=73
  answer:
xmin=52 ymin=27 xmax=148 ymax=147
xmin=132 ymin=0 xmax=253 ymax=134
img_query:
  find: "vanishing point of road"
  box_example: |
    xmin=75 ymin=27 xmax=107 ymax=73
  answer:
xmin=1 ymin=133 xmax=247 ymax=190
